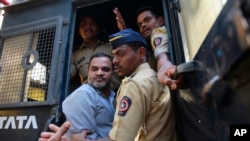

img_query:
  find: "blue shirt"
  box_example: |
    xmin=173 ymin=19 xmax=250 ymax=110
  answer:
xmin=62 ymin=84 xmax=115 ymax=139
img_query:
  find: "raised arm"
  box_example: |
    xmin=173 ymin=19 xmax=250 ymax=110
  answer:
xmin=113 ymin=7 xmax=127 ymax=30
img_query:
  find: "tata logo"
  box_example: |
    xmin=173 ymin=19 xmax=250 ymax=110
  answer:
xmin=0 ymin=115 xmax=38 ymax=129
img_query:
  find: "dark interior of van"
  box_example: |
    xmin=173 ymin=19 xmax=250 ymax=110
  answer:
xmin=73 ymin=0 xmax=162 ymax=47
xmin=69 ymin=0 xmax=163 ymax=90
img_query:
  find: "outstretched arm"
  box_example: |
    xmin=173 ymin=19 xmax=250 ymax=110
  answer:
xmin=151 ymin=26 xmax=183 ymax=90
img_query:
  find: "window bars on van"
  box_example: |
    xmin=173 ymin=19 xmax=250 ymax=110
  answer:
xmin=0 ymin=16 xmax=63 ymax=106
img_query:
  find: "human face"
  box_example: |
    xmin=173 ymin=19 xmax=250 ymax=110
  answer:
xmin=137 ymin=11 xmax=163 ymax=39
xmin=88 ymin=57 xmax=113 ymax=89
xmin=79 ymin=16 xmax=99 ymax=40
xmin=112 ymin=45 xmax=141 ymax=77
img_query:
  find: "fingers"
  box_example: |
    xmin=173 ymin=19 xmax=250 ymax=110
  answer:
xmin=38 ymin=122 xmax=71 ymax=141
xmin=168 ymin=74 xmax=185 ymax=90
xmin=113 ymin=7 xmax=126 ymax=30
xmin=162 ymin=65 xmax=183 ymax=90
xmin=38 ymin=138 xmax=49 ymax=141
xmin=158 ymin=73 xmax=179 ymax=90
xmin=38 ymin=132 xmax=55 ymax=141
xmin=113 ymin=7 xmax=122 ymax=17
xmin=113 ymin=8 xmax=123 ymax=23
xmin=115 ymin=17 xmax=123 ymax=24
xmin=165 ymin=79 xmax=177 ymax=90
xmin=48 ymin=124 xmax=61 ymax=133
xmin=165 ymin=66 xmax=176 ymax=78
xmin=40 ymin=132 xmax=53 ymax=138
xmin=49 ymin=122 xmax=71 ymax=141
xmin=38 ymin=124 xmax=60 ymax=141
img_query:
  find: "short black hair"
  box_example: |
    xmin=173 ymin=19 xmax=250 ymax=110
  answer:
xmin=136 ymin=5 xmax=163 ymax=19
xmin=125 ymin=41 xmax=147 ymax=52
xmin=126 ymin=42 xmax=149 ymax=61
xmin=78 ymin=14 xmax=100 ymax=28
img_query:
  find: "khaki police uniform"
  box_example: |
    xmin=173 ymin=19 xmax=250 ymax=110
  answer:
xmin=71 ymin=40 xmax=121 ymax=90
xmin=151 ymin=26 xmax=168 ymax=58
xmin=109 ymin=63 xmax=176 ymax=141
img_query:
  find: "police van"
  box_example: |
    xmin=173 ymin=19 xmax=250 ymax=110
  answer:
xmin=0 ymin=0 xmax=249 ymax=140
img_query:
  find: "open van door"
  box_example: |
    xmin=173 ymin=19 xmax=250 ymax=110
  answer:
xmin=166 ymin=0 xmax=250 ymax=140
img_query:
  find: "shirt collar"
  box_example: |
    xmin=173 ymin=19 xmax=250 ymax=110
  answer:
xmin=122 ymin=63 xmax=150 ymax=83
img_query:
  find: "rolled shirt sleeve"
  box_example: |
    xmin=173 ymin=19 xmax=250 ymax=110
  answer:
xmin=150 ymin=26 xmax=169 ymax=58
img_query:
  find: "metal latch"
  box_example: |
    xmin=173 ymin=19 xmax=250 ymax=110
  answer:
xmin=173 ymin=60 xmax=203 ymax=79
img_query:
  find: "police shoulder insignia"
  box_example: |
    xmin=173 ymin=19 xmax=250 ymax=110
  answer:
xmin=118 ymin=96 xmax=132 ymax=116
xmin=153 ymin=37 xmax=162 ymax=47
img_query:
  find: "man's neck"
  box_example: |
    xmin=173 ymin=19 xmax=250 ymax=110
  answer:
xmin=100 ymin=88 xmax=111 ymax=97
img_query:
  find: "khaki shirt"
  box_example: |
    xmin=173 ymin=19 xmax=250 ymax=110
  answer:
xmin=109 ymin=63 xmax=176 ymax=141
xmin=151 ymin=26 xmax=169 ymax=58
xmin=71 ymin=40 xmax=121 ymax=90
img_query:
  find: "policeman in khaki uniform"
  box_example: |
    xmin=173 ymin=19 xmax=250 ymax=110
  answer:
xmin=109 ymin=28 xmax=177 ymax=141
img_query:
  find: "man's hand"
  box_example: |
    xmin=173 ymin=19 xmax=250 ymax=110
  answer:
xmin=158 ymin=65 xmax=180 ymax=90
xmin=113 ymin=7 xmax=127 ymax=30
xmin=38 ymin=121 xmax=71 ymax=141
xmin=72 ymin=130 xmax=92 ymax=141
xmin=165 ymin=66 xmax=184 ymax=90
xmin=156 ymin=53 xmax=183 ymax=90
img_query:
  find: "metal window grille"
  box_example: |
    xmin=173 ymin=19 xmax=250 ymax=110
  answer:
xmin=0 ymin=16 xmax=62 ymax=105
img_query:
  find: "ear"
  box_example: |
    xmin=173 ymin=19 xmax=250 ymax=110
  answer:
xmin=157 ymin=16 xmax=164 ymax=26
xmin=137 ymin=47 xmax=146 ymax=59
